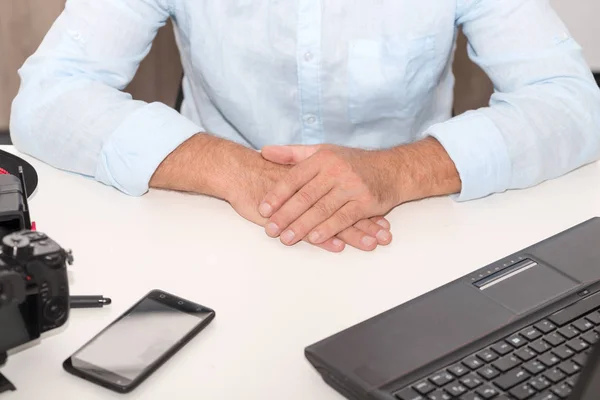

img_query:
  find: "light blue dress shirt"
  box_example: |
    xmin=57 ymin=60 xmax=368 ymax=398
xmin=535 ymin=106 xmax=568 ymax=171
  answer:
xmin=10 ymin=0 xmax=600 ymax=200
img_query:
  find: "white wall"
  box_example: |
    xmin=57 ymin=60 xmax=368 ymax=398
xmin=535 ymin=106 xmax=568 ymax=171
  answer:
xmin=551 ymin=0 xmax=600 ymax=70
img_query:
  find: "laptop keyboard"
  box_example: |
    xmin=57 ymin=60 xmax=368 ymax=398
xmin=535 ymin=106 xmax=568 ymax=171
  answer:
xmin=394 ymin=303 xmax=600 ymax=400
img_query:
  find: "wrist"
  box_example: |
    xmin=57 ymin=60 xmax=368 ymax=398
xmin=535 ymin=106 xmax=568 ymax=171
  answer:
xmin=387 ymin=137 xmax=462 ymax=203
xmin=150 ymin=133 xmax=250 ymax=200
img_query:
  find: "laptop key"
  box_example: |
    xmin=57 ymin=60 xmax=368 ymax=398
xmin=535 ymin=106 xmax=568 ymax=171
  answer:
xmin=520 ymin=326 xmax=543 ymax=341
xmin=476 ymin=349 xmax=498 ymax=363
xmin=443 ymin=382 xmax=467 ymax=397
xmin=506 ymin=334 xmax=528 ymax=348
xmin=556 ymin=326 xmax=579 ymax=340
xmin=550 ymin=382 xmax=572 ymax=398
xmin=492 ymin=355 xmax=520 ymax=372
xmin=565 ymin=376 xmax=579 ymax=387
xmin=515 ymin=347 xmax=537 ymax=362
xmin=459 ymin=394 xmax=483 ymax=400
xmin=580 ymin=330 xmax=599 ymax=345
xmin=551 ymin=345 xmax=575 ymax=360
xmin=475 ymin=384 xmax=499 ymax=399
xmin=572 ymin=352 xmax=589 ymax=367
xmin=557 ymin=360 xmax=581 ymax=376
xmin=538 ymin=353 xmax=561 ymax=367
xmin=413 ymin=381 xmax=436 ymax=395
xmin=463 ymin=356 xmax=485 ymax=370
xmin=429 ymin=372 xmax=454 ymax=387
xmin=448 ymin=363 xmax=470 ymax=378
xmin=534 ymin=320 xmax=556 ymax=334
xmin=565 ymin=338 xmax=589 ymax=353
xmin=459 ymin=374 xmax=482 ymax=390
xmin=523 ymin=360 xmax=546 ymax=375
xmin=543 ymin=332 xmax=565 ymax=347
xmin=509 ymin=383 xmax=537 ymax=400
xmin=493 ymin=368 xmax=530 ymax=390
xmin=477 ymin=366 xmax=500 ymax=380
xmin=572 ymin=317 xmax=594 ymax=332
xmin=426 ymin=390 xmax=451 ymax=400
xmin=585 ymin=311 xmax=600 ymax=325
xmin=531 ymin=392 xmax=559 ymax=400
xmin=395 ymin=388 xmax=424 ymax=400
xmin=490 ymin=342 xmax=513 ymax=356
xmin=543 ymin=368 xmax=566 ymax=383
xmin=529 ymin=376 xmax=551 ymax=391
xmin=529 ymin=339 xmax=552 ymax=354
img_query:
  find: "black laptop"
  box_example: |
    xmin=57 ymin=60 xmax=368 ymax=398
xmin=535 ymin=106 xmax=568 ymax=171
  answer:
xmin=305 ymin=217 xmax=600 ymax=400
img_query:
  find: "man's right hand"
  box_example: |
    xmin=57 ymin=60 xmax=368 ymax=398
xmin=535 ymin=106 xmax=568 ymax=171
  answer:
xmin=226 ymin=150 xmax=392 ymax=252
xmin=150 ymin=134 xmax=392 ymax=252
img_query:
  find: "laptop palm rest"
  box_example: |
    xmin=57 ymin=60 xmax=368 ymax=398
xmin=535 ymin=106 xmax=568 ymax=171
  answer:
xmin=478 ymin=260 xmax=579 ymax=314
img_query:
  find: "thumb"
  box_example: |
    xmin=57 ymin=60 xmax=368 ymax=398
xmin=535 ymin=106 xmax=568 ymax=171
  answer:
xmin=261 ymin=144 xmax=321 ymax=165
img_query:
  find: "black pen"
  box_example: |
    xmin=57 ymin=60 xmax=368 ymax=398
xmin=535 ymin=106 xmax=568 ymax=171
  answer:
xmin=70 ymin=295 xmax=112 ymax=309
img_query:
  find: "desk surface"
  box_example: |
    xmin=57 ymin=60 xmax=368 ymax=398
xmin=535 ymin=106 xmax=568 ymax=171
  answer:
xmin=1 ymin=147 xmax=600 ymax=400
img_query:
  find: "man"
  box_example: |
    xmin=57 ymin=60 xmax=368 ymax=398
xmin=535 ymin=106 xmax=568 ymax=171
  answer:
xmin=10 ymin=0 xmax=600 ymax=253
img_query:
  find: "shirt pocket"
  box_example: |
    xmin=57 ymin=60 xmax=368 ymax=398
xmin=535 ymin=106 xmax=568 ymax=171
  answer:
xmin=347 ymin=35 xmax=437 ymax=125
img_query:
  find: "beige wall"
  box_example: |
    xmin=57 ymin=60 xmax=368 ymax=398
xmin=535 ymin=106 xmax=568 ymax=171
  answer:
xmin=0 ymin=1 xmax=490 ymax=130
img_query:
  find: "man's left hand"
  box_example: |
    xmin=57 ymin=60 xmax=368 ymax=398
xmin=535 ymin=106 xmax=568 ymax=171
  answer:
xmin=258 ymin=144 xmax=404 ymax=249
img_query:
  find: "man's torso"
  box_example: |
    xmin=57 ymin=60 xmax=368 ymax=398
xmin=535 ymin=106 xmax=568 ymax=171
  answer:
xmin=171 ymin=1 xmax=459 ymax=149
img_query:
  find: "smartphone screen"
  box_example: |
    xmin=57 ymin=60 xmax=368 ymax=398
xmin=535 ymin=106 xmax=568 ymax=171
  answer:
xmin=63 ymin=290 xmax=215 ymax=393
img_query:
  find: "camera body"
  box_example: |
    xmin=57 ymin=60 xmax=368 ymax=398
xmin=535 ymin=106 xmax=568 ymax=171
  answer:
xmin=0 ymin=169 xmax=72 ymax=376
xmin=0 ymin=229 xmax=72 ymax=357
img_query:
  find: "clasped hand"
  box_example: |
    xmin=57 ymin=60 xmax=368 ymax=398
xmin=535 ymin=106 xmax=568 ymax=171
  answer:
xmin=258 ymin=144 xmax=401 ymax=251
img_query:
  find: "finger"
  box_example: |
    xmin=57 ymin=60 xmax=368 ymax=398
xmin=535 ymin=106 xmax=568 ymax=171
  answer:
xmin=307 ymin=202 xmax=365 ymax=245
xmin=370 ymin=216 xmax=390 ymax=230
xmin=304 ymin=236 xmax=346 ymax=253
xmin=259 ymin=161 xmax=321 ymax=218
xmin=336 ymin=226 xmax=378 ymax=252
xmin=277 ymin=190 xmax=348 ymax=246
xmin=354 ymin=219 xmax=392 ymax=245
xmin=261 ymin=145 xmax=321 ymax=165
xmin=264 ymin=177 xmax=334 ymax=239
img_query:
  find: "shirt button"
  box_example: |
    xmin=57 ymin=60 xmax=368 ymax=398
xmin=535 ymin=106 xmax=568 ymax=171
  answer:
xmin=305 ymin=115 xmax=316 ymax=124
xmin=304 ymin=52 xmax=314 ymax=62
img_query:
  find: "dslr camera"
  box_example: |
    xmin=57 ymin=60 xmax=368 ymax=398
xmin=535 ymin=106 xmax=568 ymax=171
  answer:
xmin=0 ymin=169 xmax=72 ymax=376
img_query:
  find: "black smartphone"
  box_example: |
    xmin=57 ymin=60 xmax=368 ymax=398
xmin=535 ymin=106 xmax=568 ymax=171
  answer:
xmin=63 ymin=289 xmax=215 ymax=393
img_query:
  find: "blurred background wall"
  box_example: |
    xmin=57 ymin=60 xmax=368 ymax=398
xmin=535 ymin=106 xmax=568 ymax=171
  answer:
xmin=0 ymin=0 xmax=598 ymax=133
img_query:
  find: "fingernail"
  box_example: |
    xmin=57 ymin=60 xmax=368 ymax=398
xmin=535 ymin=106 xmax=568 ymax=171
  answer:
xmin=376 ymin=219 xmax=390 ymax=229
xmin=376 ymin=229 xmax=392 ymax=244
xmin=332 ymin=238 xmax=344 ymax=248
xmin=266 ymin=223 xmax=280 ymax=237
xmin=308 ymin=231 xmax=321 ymax=243
xmin=281 ymin=230 xmax=295 ymax=244
xmin=259 ymin=202 xmax=273 ymax=217
xmin=361 ymin=236 xmax=377 ymax=248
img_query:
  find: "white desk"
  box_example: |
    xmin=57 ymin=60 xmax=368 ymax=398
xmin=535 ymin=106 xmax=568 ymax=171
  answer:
xmin=1 ymin=147 xmax=600 ymax=400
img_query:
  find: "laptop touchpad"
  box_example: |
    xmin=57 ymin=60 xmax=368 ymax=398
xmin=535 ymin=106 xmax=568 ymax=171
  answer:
xmin=478 ymin=260 xmax=579 ymax=315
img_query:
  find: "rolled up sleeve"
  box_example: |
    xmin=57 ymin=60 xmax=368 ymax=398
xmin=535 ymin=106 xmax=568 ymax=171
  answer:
xmin=422 ymin=0 xmax=600 ymax=201
xmin=95 ymin=103 xmax=200 ymax=196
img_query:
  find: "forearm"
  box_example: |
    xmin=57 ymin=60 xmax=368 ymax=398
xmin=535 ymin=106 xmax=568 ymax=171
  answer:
xmin=387 ymin=137 xmax=462 ymax=204
xmin=149 ymin=133 xmax=266 ymax=200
